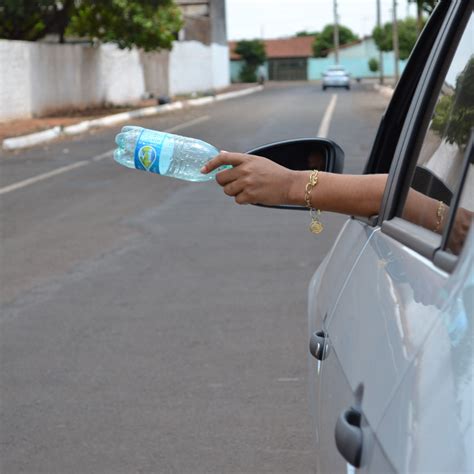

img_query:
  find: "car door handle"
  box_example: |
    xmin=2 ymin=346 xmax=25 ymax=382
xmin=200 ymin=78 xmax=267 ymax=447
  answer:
xmin=309 ymin=330 xmax=330 ymax=360
xmin=335 ymin=406 xmax=363 ymax=468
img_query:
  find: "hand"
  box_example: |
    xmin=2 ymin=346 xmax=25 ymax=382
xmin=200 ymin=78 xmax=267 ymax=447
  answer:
xmin=448 ymin=207 xmax=473 ymax=255
xmin=201 ymin=151 xmax=299 ymax=206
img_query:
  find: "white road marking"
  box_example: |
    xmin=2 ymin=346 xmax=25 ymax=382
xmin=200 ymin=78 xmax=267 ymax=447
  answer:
xmin=165 ymin=115 xmax=210 ymax=133
xmin=317 ymin=94 xmax=338 ymax=138
xmin=0 ymin=115 xmax=211 ymax=195
xmin=0 ymin=161 xmax=89 ymax=196
xmin=277 ymin=377 xmax=300 ymax=382
xmin=92 ymin=150 xmax=114 ymax=162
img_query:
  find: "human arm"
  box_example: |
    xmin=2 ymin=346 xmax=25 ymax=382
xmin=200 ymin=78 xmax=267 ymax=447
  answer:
xmin=202 ymin=151 xmax=472 ymax=253
xmin=202 ymin=151 xmax=387 ymax=216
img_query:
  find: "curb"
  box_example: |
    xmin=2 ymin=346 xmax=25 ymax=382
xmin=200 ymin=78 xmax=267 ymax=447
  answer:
xmin=373 ymin=84 xmax=394 ymax=99
xmin=3 ymin=85 xmax=263 ymax=151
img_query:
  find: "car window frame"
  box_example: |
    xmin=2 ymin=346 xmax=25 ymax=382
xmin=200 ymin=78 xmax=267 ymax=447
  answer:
xmin=376 ymin=0 xmax=472 ymax=272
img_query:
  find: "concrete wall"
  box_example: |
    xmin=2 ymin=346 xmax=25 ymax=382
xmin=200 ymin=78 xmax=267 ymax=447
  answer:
xmin=0 ymin=41 xmax=33 ymax=120
xmin=307 ymin=55 xmax=408 ymax=80
xmin=309 ymin=39 xmax=408 ymax=80
xmin=0 ymin=39 xmax=229 ymax=121
xmin=140 ymin=50 xmax=170 ymax=97
xmin=211 ymin=44 xmax=230 ymax=89
xmin=168 ymin=41 xmax=229 ymax=95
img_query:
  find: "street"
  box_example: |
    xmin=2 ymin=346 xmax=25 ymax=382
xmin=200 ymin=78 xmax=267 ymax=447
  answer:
xmin=1 ymin=82 xmax=388 ymax=474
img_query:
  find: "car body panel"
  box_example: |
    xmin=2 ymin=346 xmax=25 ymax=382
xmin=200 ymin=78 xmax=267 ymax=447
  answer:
xmin=376 ymin=227 xmax=473 ymax=473
xmin=325 ymin=227 xmax=448 ymax=430
xmin=308 ymin=219 xmax=375 ymax=332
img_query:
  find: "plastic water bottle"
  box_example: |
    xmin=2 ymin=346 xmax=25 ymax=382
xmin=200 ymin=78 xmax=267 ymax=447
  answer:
xmin=114 ymin=125 xmax=225 ymax=182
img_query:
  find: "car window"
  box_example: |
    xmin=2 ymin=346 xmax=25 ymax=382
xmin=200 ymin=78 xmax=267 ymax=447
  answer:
xmin=445 ymin=176 xmax=473 ymax=256
xmin=400 ymin=14 xmax=473 ymax=252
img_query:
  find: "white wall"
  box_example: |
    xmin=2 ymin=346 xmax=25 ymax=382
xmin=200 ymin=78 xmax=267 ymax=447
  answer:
xmin=0 ymin=41 xmax=33 ymax=121
xmin=98 ymin=44 xmax=146 ymax=104
xmin=169 ymin=41 xmax=213 ymax=95
xmin=211 ymin=43 xmax=230 ymax=89
xmin=168 ymin=41 xmax=230 ymax=96
xmin=0 ymin=39 xmax=230 ymax=121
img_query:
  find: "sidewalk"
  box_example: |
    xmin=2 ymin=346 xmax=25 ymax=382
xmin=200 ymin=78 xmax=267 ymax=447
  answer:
xmin=0 ymin=83 xmax=258 ymax=145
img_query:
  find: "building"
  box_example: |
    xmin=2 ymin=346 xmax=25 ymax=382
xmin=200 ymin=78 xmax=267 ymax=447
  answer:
xmin=229 ymin=36 xmax=316 ymax=82
xmin=308 ymin=37 xmax=408 ymax=80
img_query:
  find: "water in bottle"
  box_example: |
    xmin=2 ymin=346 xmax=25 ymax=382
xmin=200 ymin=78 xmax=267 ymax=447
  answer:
xmin=114 ymin=125 xmax=225 ymax=182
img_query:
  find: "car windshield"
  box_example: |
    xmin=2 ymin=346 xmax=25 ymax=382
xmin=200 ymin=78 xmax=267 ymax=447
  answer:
xmin=326 ymin=70 xmax=347 ymax=76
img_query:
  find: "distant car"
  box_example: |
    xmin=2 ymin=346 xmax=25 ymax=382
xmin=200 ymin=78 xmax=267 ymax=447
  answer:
xmin=322 ymin=66 xmax=351 ymax=90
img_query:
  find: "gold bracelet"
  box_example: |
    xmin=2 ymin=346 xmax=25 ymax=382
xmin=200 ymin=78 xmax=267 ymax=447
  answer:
xmin=434 ymin=200 xmax=446 ymax=233
xmin=305 ymin=170 xmax=324 ymax=234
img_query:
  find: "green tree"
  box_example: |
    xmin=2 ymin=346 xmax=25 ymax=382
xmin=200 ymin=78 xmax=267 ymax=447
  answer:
xmin=235 ymin=39 xmax=266 ymax=83
xmin=373 ymin=17 xmax=419 ymax=60
xmin=368 ymin=57 xmax=379 ymax=73
xmin=408 ymin=0 xmax=438 ymax=32
xmin=431 ymin=57 xmax=474 ymax=148
xmin=0 ymin=0 xmax=183 ymax=51
xmin=296 ymin=30 xmax=318 ymax=37
xmin=0 ymin=0 xmax=75 ymax=42
xmin=312 ymin=24 xmax=358 ymax=58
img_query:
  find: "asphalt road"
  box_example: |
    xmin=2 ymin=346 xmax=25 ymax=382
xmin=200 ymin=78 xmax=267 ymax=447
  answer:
xmin=0 ymin=82 xmax=388 ymax=474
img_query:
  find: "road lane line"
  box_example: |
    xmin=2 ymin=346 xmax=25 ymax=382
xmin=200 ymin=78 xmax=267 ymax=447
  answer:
xmin=0 ymin=115 xmax=211 ymax=195
xmin=165 ymin=115 xmax=210 ymax=133
xmin=317 ymin=94 xmax=338 ymax=138
xmin=0 ymin=161 xmax=89 ymax=196
xmin=92 ymin=150 xmax=114 ymax=162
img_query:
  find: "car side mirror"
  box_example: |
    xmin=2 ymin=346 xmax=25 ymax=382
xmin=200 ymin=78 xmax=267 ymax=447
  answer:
xmin=246 ymin=138 xmax=345 ymax=210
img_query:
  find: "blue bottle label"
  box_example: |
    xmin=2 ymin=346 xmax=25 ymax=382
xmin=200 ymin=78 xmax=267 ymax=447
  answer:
xmin=134 ymin=129 xmax=174 ymax=175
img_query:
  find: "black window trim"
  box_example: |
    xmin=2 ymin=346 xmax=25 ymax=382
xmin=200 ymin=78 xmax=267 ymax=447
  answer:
xmin=378 ymin=0 xmax=472 ymax=273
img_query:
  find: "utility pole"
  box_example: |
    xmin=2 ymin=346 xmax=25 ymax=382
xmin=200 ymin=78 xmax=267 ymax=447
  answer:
xmin=333 ymin=0 xmax=340 ymax=64
xmin=376 ymin=0 xmax=384 ymax=84
xmin=392 ymin=0 xmax=400 ymax=84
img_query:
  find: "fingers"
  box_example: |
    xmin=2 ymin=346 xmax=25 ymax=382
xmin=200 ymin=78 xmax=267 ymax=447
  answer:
xmin=201 ymin=151 xmax=247 ymax=174
xmin=215 ymin=166 xmax=242 ymax=186
xmin=223 ymin=178 xmax=247 ymax=197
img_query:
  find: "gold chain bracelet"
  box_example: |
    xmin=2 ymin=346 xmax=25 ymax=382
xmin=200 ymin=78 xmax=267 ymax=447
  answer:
xmin=434 ymin=200 xmax=446 ymax=233
xmin=305 ymin=170 xmax=324 ymax=234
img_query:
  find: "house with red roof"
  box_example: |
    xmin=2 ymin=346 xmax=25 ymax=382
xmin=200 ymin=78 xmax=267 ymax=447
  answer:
xmin=229 ymin=36 xmax=316 ymax=81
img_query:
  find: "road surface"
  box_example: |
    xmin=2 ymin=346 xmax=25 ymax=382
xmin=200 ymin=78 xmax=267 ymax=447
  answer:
xmin=0 ymin=82 xmax=388 ymax=474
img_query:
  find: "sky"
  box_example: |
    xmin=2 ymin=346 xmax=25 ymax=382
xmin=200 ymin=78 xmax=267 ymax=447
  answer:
xmin=226 ymin=0 xmax=418 ymax=40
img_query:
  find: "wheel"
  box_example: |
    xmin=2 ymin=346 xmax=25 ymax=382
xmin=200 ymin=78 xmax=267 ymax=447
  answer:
xmin=322 ymin=86 xmax=327 ymax=91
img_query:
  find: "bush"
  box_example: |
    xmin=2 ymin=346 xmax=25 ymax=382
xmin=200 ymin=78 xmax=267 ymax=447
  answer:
xmin=368 ymin=57 xmax=379 ymax=72
xmin=239 ymin=64 xmax=257 ymax=83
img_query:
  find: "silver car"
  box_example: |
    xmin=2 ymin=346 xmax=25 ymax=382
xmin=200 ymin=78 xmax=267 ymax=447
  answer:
xmin=322 ymin=66 xmax=351 ymax=90
xmin=249 ymin=0 xmax=473 ymax=471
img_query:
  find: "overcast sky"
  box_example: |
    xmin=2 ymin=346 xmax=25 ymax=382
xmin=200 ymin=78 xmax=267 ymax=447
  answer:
xmin=226 ymin=0 xmax=418 ymax=40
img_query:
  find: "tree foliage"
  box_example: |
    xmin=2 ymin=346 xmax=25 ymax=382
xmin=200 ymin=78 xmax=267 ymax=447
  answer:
xmin=431 ymin=57 xmax=474 ymax=148
xmin=368 ymin=57 xmax=379 ymax=73
xmin=312 ymin=24 xmax=358 ymax=58
xmin=373 ymin=17 xmax=420 ymax=60
xmin=0 ymin=0 xmax=183 ymax=51
xmin=235 ymin=39 xmax=266 ymax=82
xmin=296 ymin=30 xmax=318 ymax=37
xmin=408 ymin=0 xmax=438 ymax=31
xmin=0 ymin=0 xmax=74 ymax=42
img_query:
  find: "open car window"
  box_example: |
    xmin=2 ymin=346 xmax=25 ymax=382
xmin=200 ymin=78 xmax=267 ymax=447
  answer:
xmin=399 ymin=14 xmax=473 ymax=253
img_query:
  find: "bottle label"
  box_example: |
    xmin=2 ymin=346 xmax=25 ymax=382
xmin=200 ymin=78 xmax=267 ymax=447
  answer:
xmin=134 ymin=129 xmax=174 ymax=175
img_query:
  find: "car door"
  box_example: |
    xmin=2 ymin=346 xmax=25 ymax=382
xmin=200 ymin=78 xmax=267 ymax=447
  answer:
xmin=309 ymin=1 xmax=473 ymax=472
